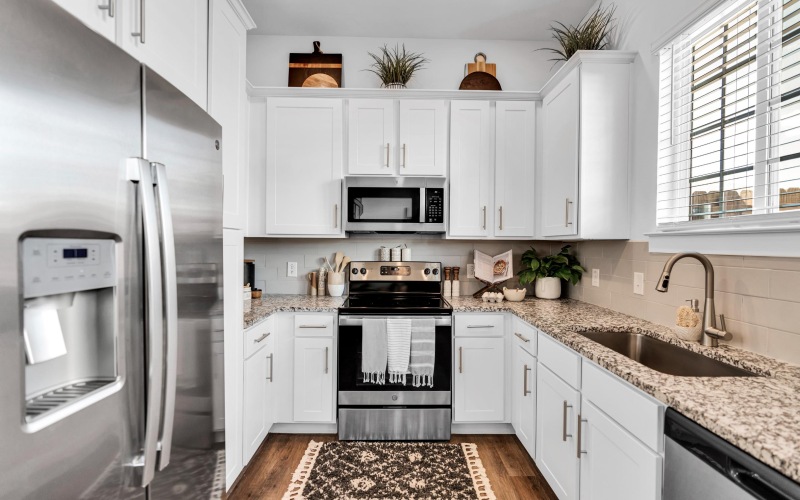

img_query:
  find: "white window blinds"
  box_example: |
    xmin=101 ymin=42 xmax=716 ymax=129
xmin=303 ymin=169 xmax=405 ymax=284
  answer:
xmin=657 ymin=0 xmax=800 ymax=226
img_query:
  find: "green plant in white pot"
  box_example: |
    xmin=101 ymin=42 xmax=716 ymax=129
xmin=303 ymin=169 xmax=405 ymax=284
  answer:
xmin=365 ymin=44 xmax=428 ymax=89
xmin=517 ymin=245 xmax=585 ymax=299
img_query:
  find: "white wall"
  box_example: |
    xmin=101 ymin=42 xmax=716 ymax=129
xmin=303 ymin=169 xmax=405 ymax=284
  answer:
xmin=246 ymin=35 xmax=560 ymax=91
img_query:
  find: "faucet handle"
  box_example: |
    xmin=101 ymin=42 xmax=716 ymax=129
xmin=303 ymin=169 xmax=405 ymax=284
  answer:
xmin=718 ymin=314 xmax=727 ymax=332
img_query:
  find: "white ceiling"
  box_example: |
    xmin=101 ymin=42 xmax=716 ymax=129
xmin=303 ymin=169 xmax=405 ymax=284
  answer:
xmin=242 ymin=0 xmax=597 ymax=41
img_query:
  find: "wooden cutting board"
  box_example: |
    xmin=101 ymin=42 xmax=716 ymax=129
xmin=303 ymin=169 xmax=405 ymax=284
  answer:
xmin=288 ymin=41 xmax=342 ymax=88
xmin=459 ymin=71 xmax=502 ymax=91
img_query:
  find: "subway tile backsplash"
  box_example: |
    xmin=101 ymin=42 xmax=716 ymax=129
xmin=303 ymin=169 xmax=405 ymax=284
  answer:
xmin=569 ymin=241 xmax=800 ymax=366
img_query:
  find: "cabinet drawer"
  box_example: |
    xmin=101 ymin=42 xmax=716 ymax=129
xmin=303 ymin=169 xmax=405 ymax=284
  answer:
xmin=511 ymin=316 xmax=537 ymax=356
xmin=582 ymin=360 xmax=664 ymax=452
xmin=244 ymin=316 xmax=274 ymax=360
xmin=537 ymin=332 xmax=580 ymax=389
xmin=454 ymin=314 xmax=505 ymax=337
xmin=294 ymin=314 xmax=334 ymax=336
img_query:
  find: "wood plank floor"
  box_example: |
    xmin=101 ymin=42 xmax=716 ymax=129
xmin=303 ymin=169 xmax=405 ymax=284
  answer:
xmin=227 ymin=434 xmax=558 ymax=500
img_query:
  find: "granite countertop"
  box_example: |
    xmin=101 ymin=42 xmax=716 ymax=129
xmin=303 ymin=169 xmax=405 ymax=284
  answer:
xmin=244 ymin=293 xmax=800 ymax=482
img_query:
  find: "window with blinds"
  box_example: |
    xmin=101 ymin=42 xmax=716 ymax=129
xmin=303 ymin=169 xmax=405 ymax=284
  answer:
xmin=657 ymin=0 xmax=800 ymax=226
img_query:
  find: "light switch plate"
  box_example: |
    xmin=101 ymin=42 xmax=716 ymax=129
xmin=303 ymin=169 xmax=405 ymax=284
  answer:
xmin=466 ymin=264 xmax=475 ymax=279
xmin=633 ymin=272 xmax=644 ymax=295
xmin=287 ymin=262 xmax=297 ymax=277
xmin=591 ymin=269 xmax=600 ymax=287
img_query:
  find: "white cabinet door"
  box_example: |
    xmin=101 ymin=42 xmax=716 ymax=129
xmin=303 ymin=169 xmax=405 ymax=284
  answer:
xmin=398 ymin=100 xmax=447 ymax=176
xmin=495 ymin=101 xmax=535 ymax=238
xmin=223 ymin=230 xmax=244 ymax=487
xmin=348 ymin=99 xmax=395 ymax=175
xmin=449 ymin=101 xmax=493 ymax=237
xmin=293 ymin=337 xmax=334 ymax=422
xmin=541 ymin=70 xmax=579 ymax=237
xmin=536 ymin=363 xmax=580 ymax=500
xmin=210 ymin=0 xmax=249 ymax=230
xmin=51 ymin=0 xmax=116 ymax=41
xmin=119 ymin=0 xmax=208 ymax=108
xmin=266 ymin=98 xmax=343 ymax=235
xmin=453 ymin=337 xmax=505 ymax=422
xmin=578 ymin=400 xmax=662 ymax=500
xmin=242 ymin=342 xmax=269 ymax=464
xmin=512 ymin=344 xmax=536 ymax=458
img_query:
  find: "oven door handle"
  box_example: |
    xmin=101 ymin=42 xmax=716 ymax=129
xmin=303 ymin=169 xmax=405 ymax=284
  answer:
xmin=338 ymin=316 xmax=452 ymax=326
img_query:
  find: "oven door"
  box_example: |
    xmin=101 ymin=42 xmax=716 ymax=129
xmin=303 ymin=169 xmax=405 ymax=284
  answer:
xmin=337 ymin=315 xmax=451 ymax=406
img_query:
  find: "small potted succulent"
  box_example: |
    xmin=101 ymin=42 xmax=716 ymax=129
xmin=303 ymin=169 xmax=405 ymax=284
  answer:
xmin=365 ymin=44 xmax=428 ymax=89
xmin=540 ymin=3 xmax=617 ymax=62
xmin=517 ymin=245 xmax=585 ymax=299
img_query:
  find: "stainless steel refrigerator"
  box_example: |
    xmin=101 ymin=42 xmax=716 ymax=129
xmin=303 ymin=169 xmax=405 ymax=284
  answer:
xmin=0 ymin=1 xmax=224 ymax=498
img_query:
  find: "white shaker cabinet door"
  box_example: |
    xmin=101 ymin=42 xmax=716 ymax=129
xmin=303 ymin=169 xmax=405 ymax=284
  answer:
xmin=265 ymin=98 xmax=343 ymax=236
xmin=512 ymin=344 xmax=536 ymax=459
xmin=348 ymin=99 xmax=395 ymax=175
xmin=293 ymin=337 xmax=334 ymax=422
xmin=449 ymin=100 xmax=493 ymax=237
xmin=453 ymin=337 xmax=505 ymax=422
xmin=495 ymin=101 xmax=535 ymax=238
xmin=51 ymin=0 xmax=117 ymax=41
xmin=398 ymin=100 xmax=447 ymax=176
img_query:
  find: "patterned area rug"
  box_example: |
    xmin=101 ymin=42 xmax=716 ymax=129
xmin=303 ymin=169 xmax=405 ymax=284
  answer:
xmin=282 ymin=441 xmax=496 ymax=500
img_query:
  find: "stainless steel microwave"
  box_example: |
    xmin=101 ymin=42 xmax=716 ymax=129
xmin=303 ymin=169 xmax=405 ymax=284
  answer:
xmin=344 ymin=177 xmax=446 ymax=233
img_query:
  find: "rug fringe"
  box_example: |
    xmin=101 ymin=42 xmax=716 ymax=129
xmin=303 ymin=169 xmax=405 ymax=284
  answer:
xmin=461 ymin=443 xmax=497 ymax=500
xmin=281 ymin=440 xmax=323 ymax=500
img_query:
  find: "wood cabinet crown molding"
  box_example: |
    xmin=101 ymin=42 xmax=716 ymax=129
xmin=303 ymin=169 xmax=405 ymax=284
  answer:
xmin=540 ymin=50 xmax=637 ymax=96
xmin=224 ymin=0 xmax=256 ymax=30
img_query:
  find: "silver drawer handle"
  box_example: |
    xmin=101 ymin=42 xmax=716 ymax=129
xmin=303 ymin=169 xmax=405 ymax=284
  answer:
xmin=458 ymin=347 xmax=463 ymax=373
xmin=254 ymin=332 xmax=270 ymax=343
xmin=562 ymin=401 xmax=572 ymax=441
xmin=467 ymin=325 xmax=494 ymax=329
xmin=324 ymin=346 xmax=329 ymax=374
xmin=98 ymin=0 xmax=115 ymax=17
xmin=514 ymin=332 xmax=530 ymax=343
xmin=577 ymin=415 xmax=587 ymax=458
xmin=267 ymin=354 xmax=274 ymax=382
xmin=299 ymin=324 xmax=328 ymax=329
xmin=523 ymin=364 xmax=531 ymax=396
xmin=385 ymin=143 xmax=390 ymax=167
xmin=131 ymin=0 xmax=145 ymax=43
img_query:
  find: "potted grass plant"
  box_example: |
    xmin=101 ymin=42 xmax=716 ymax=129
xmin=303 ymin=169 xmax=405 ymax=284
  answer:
xmin=540 ymin=3 xmax=617 ymax=62
xmin=517 ymin=245 xmax=585 ymax=299
xmin=365 ymin=44 xmax=428 ymax=89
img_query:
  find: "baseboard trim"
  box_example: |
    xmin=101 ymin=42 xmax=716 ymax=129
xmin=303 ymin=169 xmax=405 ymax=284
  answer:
xmin=452 ymin=423 xmax=515 ymax=435
xmin=270 ymin=423 xmax=338 ymax=434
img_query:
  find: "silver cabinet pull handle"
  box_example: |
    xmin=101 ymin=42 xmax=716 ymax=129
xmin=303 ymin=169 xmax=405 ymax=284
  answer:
xmin=482 ymin=206 xmax=487 ymax=230
xmin=467 ymin=325 xmax=494 ymax=329
xmin=267 ymin=354 xmax=274 ymax=382
xmin=565 ymin=198 xmax=573 ymax=227
xmin=254 ymin=332 xmax=270 ymax=343
xmin=299 ymin=324 xmax=328 ymax=329
xmin=324 ymin=346 xmax=329 ymax=374
xmin=402 ymin=144 xmax=407 ymax=168
xmin=523 ymin=364 xmax=532 ymax=396
xmin=499 ymin=206 xmax=504 ymax=230
xmin=385 ymin=143 xmax=390 ymax=167
xmin=131 ymin=0 xmax=145 ymax=43
xmin=458 ymin=346 xmax=463 ymax=373
xmin=577 ymin=414 xmax=587 ymax=458
xmin=334 ymin=204 xmax=338 ymax=228
xmin=514 ymin=332 xmax=530 ymax=343
xmin=98 ymin=0 xmax=115 ymax=17
xmin=562 ymin=401 xmax=573 ymax=441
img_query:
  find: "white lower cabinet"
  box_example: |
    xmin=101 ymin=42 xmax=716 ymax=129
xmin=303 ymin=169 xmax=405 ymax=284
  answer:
xmin=453 ymin=336 xmax=505 ymax=422
xmin=293 ymin=337 xmax=335 ymax=422
xmin=536 ymin=363 xmax=580 ymax=500
xmin=511 ymin=343 xmax=536 ymax=457
xmin=578 ymin=399 xmax=662 ymax=500
xmin=242 ymin=318 xmax=275 ymax=465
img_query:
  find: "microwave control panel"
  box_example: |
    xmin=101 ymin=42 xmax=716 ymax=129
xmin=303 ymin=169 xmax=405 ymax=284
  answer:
xmin=425 ymin=188 xmax=444 ymax=223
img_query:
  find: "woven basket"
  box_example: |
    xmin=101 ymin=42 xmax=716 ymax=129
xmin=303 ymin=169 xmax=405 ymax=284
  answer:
xmin=674 ymin=323 xmax=702 ymax=342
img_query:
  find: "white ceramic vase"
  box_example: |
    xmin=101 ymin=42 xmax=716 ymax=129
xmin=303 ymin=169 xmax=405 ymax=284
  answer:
xmin=535 ymin=277 xmax=561 ymax=300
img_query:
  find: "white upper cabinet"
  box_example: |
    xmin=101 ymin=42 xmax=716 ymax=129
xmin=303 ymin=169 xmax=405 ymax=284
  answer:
xmin=265 ymin=98 xmax=344 ymax=236
xmin=348 ymin=99 xmax=395 ymax=175
xmin=398 ymin=100 xmax=447 ymax=176
xmin=540 ymin=52 xmax=634 ymax=240
xmin=209 ymin=0 xmax=254 ymax=231
xmin=495 ymin=101 xmax=535 ymax=238
xmin=119 ymin=0 xmax=209 ymax=108
xmin=449 ymin=101 xmax=493 ymax=237
xmin=51 ymin=0 xmax=117 ymax=41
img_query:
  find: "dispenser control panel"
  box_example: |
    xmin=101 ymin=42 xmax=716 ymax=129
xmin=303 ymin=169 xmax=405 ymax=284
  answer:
xmin=22 ymin=237 xmax=116 ymax=298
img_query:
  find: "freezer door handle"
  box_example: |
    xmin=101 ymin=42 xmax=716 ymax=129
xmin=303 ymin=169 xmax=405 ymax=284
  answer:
xmin=153 ymin=162 xmax=178 ymax=471
xmin=127 ymin=158 xmax=164 ymax=487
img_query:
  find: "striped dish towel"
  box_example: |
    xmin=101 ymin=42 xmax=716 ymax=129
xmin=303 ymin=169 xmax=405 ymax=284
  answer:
xmin=410 ymin=318 xmax=436 ymax=388
xmin=387 ymin=318 xmax=412 ymax=385
xmin=361 ymin=318 xmax=387 ymax=385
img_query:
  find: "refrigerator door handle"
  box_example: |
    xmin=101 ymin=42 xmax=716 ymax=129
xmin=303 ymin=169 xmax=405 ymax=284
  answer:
xmin=153 ymin=162 xmax=178 ymax=471
xmin=127 ymin=158 xmax=164 ymax=487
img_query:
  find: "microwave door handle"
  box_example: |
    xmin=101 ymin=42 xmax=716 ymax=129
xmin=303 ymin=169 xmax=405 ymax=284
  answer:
xmin=126 ymin=158 xmax=164 ymax=487
xmin=153 ymin=162 xmax=178 ymax=471
xmin=420 ymin=188 xmax=426 ymax=223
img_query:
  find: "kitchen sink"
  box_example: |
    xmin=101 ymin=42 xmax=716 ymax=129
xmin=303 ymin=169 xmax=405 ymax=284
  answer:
xmin=578 ymin=330 xmax=761 ymax=377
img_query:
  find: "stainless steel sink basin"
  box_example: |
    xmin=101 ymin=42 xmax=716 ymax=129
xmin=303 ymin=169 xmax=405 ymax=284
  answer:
xmin=578 ymin=331 xmax=760 ymax=377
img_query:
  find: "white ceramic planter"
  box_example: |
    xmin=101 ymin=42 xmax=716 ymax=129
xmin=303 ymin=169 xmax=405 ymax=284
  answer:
xmin=535 ymin=277 xmax=561 ymax=300
xmin=327 ymin=284 xmax=345 ymax=297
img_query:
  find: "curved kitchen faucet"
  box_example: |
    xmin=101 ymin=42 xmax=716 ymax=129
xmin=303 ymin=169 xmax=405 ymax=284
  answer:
xmin=656 ymin=253 xmax=732 ymax=347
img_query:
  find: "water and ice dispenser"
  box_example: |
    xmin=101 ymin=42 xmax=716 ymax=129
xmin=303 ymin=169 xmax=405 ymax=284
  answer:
xmin=21 ymin=237 xmax=119 ymax=426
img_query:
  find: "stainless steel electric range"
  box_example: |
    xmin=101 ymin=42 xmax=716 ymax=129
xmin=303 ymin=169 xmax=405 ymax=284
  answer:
xmin=337 ymin=261 xmax=453 ymax=441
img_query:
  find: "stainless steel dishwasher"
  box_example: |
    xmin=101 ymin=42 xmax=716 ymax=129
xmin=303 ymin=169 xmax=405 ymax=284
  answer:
xmin=665 ymin=408 xmax=800 ymax=500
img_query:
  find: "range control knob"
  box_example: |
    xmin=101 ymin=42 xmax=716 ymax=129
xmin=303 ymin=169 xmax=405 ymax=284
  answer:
xmin=424 ymin=268 xmax=431 ymax=275
xmin=360 ymin=268 xmax=367 ymax=275
xmin=351 ymin=268 xmax=359 ymax=275
xmin=432 ymin=268 xmax=439 ymax=275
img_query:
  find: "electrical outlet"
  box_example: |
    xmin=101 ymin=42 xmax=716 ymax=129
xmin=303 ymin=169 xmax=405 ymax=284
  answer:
xmin=591 ymin=269 xmax=600 ymax=287
xmin=287 ymin=262 xmax=297 ymax=277
xmin=466 ymin=264 xmax=475 ymax=279
xmin=633 ymin=272 xmax=644 ymax=295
